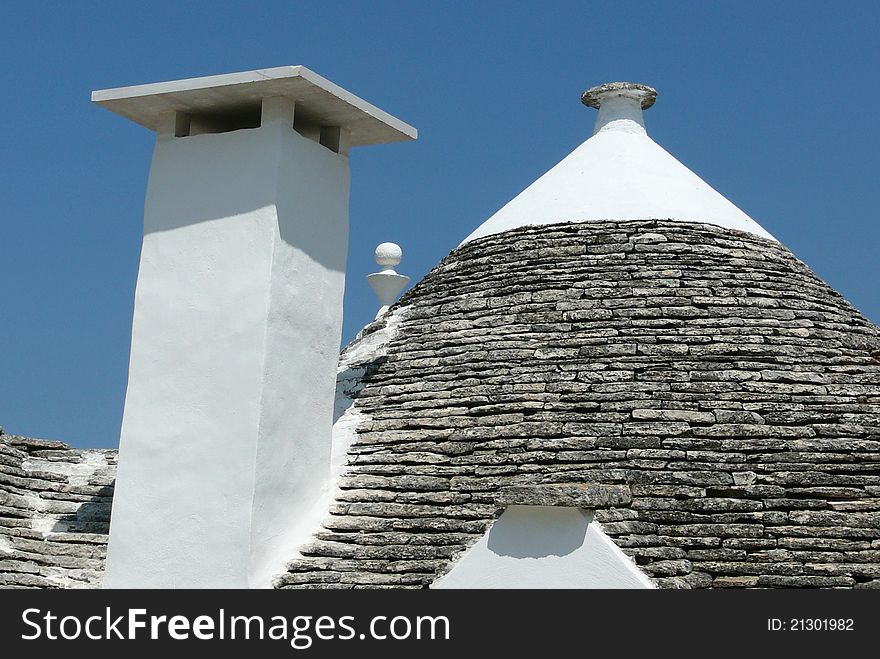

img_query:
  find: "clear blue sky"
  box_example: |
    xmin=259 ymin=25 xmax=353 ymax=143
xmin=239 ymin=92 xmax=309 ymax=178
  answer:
xmin=1 ymin=1 xmax=878 ymax=448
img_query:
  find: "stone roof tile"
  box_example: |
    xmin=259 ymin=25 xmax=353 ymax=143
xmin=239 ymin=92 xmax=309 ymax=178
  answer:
xmin=280 ymin=219 xmax=880 ymax=589
xmin=0 ymin=433 xmax=116 ymax=588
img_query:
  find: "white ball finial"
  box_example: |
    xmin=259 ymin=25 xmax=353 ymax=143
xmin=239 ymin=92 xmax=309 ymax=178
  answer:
xmin=368 ymin=242 xmax=409 ymax=319
xmin=375 ymin=242 xmax=402 ymax=268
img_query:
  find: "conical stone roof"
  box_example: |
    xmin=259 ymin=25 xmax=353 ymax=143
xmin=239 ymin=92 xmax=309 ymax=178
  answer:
xmin=280 ymin=219 xmax=880 ymax=589
xmin=278 ymin=85 xmax=880 ymax=589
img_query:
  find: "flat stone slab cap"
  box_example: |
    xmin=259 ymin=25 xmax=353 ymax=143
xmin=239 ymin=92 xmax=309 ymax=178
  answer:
xmin=581 ymin=82 xmax=657 ymax=109
xmin=496 ymin=483 xmax=632 ymax=508
xmin=91 ymin=66 xmax=417 ymax=148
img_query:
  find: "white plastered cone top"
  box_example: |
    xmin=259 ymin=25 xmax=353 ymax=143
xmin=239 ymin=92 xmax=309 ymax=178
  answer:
xmin=461 ymin=82 xmax=775 ymax=245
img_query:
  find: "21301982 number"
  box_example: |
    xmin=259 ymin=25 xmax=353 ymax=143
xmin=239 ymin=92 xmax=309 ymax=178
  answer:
xmin=790 ymin=618 xmax=854 ymax=631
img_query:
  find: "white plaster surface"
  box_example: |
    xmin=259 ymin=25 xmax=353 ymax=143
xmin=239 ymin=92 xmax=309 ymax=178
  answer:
xmin=23 ymin=451 xmax=110 ymax=487
xmin=461 ymin=96 xmax=775 ymax=244
xmin=21 ymin=452 xmax=113 ymax=536
xmin=104 ymin=117 xmax=350 ymax=588
xmin=337 ymin=307 xmax=407 ymax=374
xmin=329 ymin=308 xmax=405 ymax=483
xmin=92 ymin=66 xmax=417 ymax=148
xmin=593 ymin=93 xmax=647 ymax=134
xmin=13 ymin=449 xmax=112 ymax=588
xmin=433 ymin=506 xmax=655 ymax=589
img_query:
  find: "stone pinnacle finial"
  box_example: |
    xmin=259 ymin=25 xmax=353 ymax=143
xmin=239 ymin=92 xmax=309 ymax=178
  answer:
xmin=581 ymin=82 xmax=657 ymax=109
xmin=368 ymin=242 xmax=409 ymax=319
xmin=374 ymin=242 xmax=403 ymax=269
xmin=581 ymin=82 xmax=657 ymax=136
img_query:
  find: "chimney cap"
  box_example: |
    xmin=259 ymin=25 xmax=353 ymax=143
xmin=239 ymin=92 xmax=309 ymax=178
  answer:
xmin=581 ymin=82 xmax=657 ymax=110
xmin=91 ymin=66 xmax=417 ymax=148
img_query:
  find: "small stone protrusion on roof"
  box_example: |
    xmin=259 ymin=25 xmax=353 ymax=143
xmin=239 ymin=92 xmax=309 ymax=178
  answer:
xmin=367 ymin=242 xmax=409 ymax=319
xmin=581 ymin=81 xmax=657 ymax=135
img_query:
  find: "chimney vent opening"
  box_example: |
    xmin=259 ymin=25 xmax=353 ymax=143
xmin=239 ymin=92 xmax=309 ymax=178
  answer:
xmin=177 ymin=104 xmax=263 ymax=136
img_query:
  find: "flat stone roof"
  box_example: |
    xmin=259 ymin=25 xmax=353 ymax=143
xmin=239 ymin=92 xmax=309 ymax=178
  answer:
xmin=92 ymin=66 xmax=417 ymax=148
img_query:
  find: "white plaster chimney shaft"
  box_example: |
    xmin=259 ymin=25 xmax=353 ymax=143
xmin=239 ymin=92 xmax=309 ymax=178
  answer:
xmin=93 ymin=67 xmax=416 ymax=588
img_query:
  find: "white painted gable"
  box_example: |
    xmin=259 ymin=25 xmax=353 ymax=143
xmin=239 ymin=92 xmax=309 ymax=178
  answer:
xmin=432 ymin=506 xmax=655 ymax=589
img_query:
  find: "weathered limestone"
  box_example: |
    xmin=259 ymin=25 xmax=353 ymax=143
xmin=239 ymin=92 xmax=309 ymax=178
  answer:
xmin=5 ymin=218 xmax=880 ymax=590
xmin=280 ymin=219 xmax=880 ymax=589
xmin=0 ymin=432 xmax=116 ymax=588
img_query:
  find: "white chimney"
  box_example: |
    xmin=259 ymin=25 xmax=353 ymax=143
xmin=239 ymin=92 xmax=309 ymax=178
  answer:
xmin=92 ymin=67 xmax=416 ymax=588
